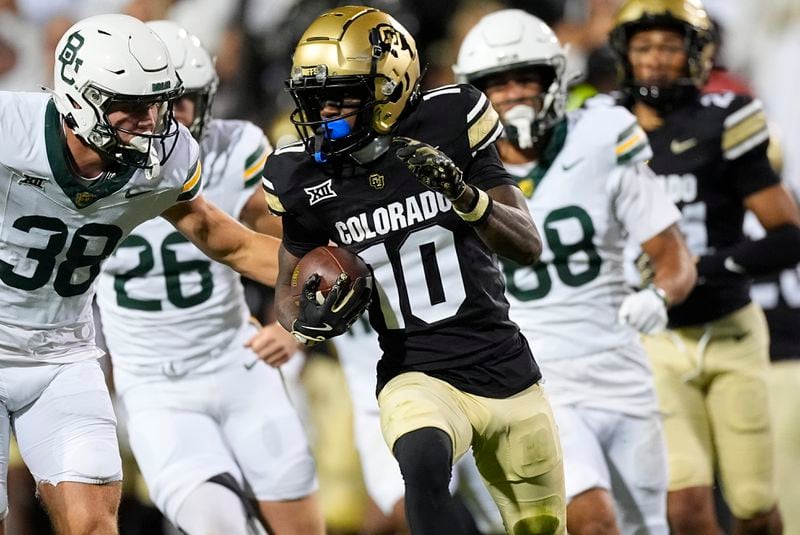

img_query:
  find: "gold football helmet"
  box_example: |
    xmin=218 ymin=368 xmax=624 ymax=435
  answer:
xmin=609 ymin=0 xmax=715 ymax=108
xmin=286 ymin=6 xmax=422 ymax=161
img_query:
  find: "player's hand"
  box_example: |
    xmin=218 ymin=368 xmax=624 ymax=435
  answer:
xmin=245 ymin=322 xmax=299 ymax=368
xmin=393 ymin=136 xmax=466 ymax=200
xmin=618 ymin=286 xmax=668 ymax=335
xmin=291 ymin=272 xmax=372 ymax=346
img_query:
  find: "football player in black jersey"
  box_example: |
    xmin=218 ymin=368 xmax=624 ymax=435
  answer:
xmin=263 ymin=6 xmax=566 ymax=534
xmin=610 ymin=1 xmax=800 ymax=534
xmin=746 ymin=206 xmax=800 ymax=535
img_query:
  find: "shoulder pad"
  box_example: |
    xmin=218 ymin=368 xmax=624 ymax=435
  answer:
xmin=261 ymin=141 xmax=308 ymax=216
xmin=418 ymin=83 xmax=502 ymax=155
xmin=582 ymin=93 xmax=616 ymax=109
xmin=572 ymin=103 xmax=651 ymax=165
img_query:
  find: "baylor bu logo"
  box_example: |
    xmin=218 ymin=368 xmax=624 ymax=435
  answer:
xmin=369 ymin=173 xmax=384 ymax=190
xmin=304 ymin=179 xmax=336 ymax=206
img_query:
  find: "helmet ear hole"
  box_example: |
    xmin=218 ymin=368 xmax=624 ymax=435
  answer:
xmin=388 ymin=81 xmax=403 ymax=103
xmin=64 ymin=113 xmax=78 ymax=129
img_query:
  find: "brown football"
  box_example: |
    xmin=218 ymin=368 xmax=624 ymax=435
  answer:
xmin=291 ymin=245 xmax=371 ymax=302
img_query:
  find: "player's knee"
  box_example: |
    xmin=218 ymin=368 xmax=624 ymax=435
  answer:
xmin=393 ymin=427 xmax=453 ymax=493
xmin=667 ymin=501 xmax=716 ymax=535
xmin=63 ymin=510 xmax=118 ymax=535
xmin=176 ymin=478 xmax=254 ymax=535
xmin=735 ymin=506 xmax=782 ymax=535
xmin=726 ymin=483 xmax=776 ymax=521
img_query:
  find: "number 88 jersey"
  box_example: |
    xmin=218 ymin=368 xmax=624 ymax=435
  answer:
xmin=0 ymin=92 xmax=201 ymax=363
xmin=503 ymin=97 xmax=680 ymax=362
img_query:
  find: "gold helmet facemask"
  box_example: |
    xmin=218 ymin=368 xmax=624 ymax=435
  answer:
xmin=286 ymin=6 xmax=422 ymax=162
xmin=609 ymin=0 xmax=715 ymax=110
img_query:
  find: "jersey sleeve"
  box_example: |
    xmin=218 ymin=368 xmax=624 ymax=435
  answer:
xmin=460 ymin=84 xmax=504 ymax=156
xmin=175 ymin=127 xmax=203 ymax=203
xmin=611 ymin=161 xmax=681 ymax=244
xmin=606 ymin=107 xmax=677 ymax=243
xmin=241 ymin=123 xmax=272 ymax=189
xmin=260 ymin=142 xmax=328 ymax=257
xmin=438 ymin=84 xmax=516 ymax=191
xmin=233 ymin=121 xmax=273 ymax=219
xmin=721 ymin=96 xmax=780 ymax=198
xmin=261 ymin=142 xmax=306 ymax=217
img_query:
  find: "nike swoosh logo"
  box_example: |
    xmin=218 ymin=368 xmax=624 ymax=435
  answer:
xmin=125 ymin=189 xmax=153 ymax=199
xmin=561 ymin=157 xmax=584 ymax=171
xmin=670 ymin=138 xmax=698 ymax=154
xmin=302 ymin=323 xmax=334 ymax=332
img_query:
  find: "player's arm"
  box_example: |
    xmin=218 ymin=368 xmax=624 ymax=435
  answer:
xmin=612 ymin=132 xmax=696 ymax=333
xmin=696 ymin=98 xmax=800 ymax=277
xmin=162 ymin=194 xmax=280 ymax=286
xmin=274 ymin=244 xmax=302 ymax=332
xmin=452 ymin=182 xmax=542 ymax=265
xmin=393 ymin=138 xmax=542 ymax=265
xmin=273 ymin=242 xmax=371 ymax=346
xmin=641 ymin=224 xmax=697 ymax=306
xmin=239 ymin=188 xmax=284 ymax=238
xmin=697 ymin=184 xmax=800 ymax=276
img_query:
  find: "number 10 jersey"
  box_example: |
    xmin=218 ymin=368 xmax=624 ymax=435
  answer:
xmin=264 ymin=84 xmax=540 ymax=398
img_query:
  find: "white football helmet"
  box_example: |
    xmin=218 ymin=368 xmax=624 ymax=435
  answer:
xmin=453 ymin=9 xmax=568 ymax=149
xmin=52 ymin=14 xmax=183 ymax=170
xmin=147 ymin=20 xmax=218 ymax=139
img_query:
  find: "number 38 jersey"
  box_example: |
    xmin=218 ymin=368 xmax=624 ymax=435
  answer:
xmin=97 ymin=119 xmax=270 ymax=373
xmin=0 ymin=92 xmax=201 ymax=364
xmin=504 ymin=96 xmax=680 ymax=362
xmin=264 ymin=84 xmax=540 ymax=398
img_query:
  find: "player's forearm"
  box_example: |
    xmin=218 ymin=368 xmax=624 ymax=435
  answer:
xmin=274 ymin=285 xmax=297 ymax=332
xmin=219 ymin=231 xmax=280 ymax=287
xmin=697 ymin=224 xmax=800 ymax=278
xmin=652 ymin=253 xmax=696 ymax=307
xmin=453 ymin=185 xmax=542 ymax=265
xmin=645 ymin=225 xmax=697 ymax=306
xmin=274 ymin=245 xmax=302 ymax=331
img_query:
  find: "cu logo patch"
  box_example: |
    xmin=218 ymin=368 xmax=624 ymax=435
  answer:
xmin=58 ymin=31 xmax=85 ymax=85
xmin=369 ymin=173 xmax=385 ymax=190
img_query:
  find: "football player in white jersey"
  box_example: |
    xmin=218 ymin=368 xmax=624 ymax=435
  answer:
xmin=96 ymin=21 xmax=322 ymax=535
xmin=0 ymin=14 xmax=282 ymax=535
xmin=455 ymin=10 xmax=697 ymax=535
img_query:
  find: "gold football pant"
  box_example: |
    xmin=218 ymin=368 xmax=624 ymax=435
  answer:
xmin=769 ymin=359 xmax=800 ymax=535
xmin=379 ymin=371 xmax=565 ymax=534
xmin=643 ymin=303 xmax=777 ymax=519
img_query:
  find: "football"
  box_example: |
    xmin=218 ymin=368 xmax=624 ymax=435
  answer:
xmin=291 ymin=245 xmax=371 ymax=302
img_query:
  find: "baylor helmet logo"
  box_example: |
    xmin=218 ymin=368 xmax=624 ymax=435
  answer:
xmin=58 ymin=31 xmax=85 ymax=86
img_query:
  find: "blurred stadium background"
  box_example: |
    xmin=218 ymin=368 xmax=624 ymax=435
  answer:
xmin=1 ymin=0 xmax=798 ymax=533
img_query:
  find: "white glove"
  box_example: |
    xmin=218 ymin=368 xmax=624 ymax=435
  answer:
xmin=618 ymin=286 xmax=668 ymax=334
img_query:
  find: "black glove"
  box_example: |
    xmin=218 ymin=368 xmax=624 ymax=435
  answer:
xmin=291 ymin=272 xmax=373 ymax=346
xmin=393 ymin=136 xmax=466 ymax=200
